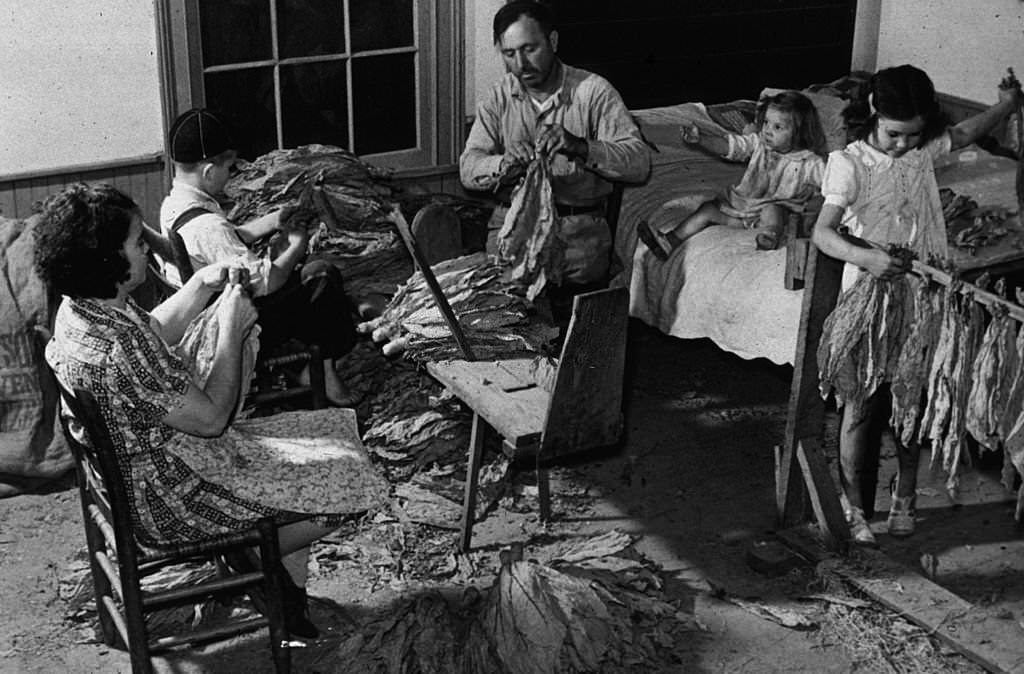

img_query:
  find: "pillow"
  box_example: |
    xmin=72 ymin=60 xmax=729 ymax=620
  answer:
xmin=632 ymin=103 xmax=726 ymax=166
xmin=759 ymin=87 xmax=849 ymax=152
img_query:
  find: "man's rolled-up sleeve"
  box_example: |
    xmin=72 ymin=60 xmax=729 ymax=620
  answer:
xmin=579 ymin=81 xmax=651 ymax=184
xmin=460 ymin=90 xmax=507 ymax=191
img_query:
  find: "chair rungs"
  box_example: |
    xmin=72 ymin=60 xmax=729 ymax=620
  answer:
xmin=142 ymin=571 xmax=264 ymax=611
xmin=261 ymin=352 xmax=312 ymax=367
xmin=248 ymin=386 xmax=313 ymax=406
xmin=95 ymin=549 xmax=124 ymax=603
xmin=101 ymin=594 xmax=131 ymax=648
xmin=59 ymin=386 xmax=293 ymax=672
xmin=149 ymin=616 xmax=270 ymax=653
xmin=87 ymin=503 xmax=118 ymax=552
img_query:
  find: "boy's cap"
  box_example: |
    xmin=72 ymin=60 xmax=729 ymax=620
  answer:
xmin=168 ymin=108 xmax=234 ymax=162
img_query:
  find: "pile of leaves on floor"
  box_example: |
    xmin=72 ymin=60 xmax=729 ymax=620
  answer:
xmin=817 ymin=253 xmax=1024 ymax=510
xmin=314 ymin=530 xmax=697 ymax=674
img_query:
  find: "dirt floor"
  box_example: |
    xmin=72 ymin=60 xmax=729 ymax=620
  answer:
xmin=1 ymin=321 xmax=1019 ymax=673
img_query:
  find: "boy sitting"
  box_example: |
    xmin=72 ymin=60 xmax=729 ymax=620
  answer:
xmin=160 ymin=108 xmax=359 ymax=406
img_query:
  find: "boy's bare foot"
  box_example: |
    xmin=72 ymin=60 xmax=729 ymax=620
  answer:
xmin=299 ymin=361 xmax=363 ymax=407
xmin=637 ymin=220 xmax=670 ymax=261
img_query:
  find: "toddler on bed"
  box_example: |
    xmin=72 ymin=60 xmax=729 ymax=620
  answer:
xmin=811 ymin=64 xmax=1021 ymax=547
xmin=639 ymin=90 xmax=827 ymax=256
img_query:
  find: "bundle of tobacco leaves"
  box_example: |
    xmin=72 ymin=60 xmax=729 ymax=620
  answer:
xmin=965 ymin=291 xmax=1019 ymax=453
xmin=219 ymin=145 xmax=406 ymax=299
xmin=917 ymin=284 xmax=960 ymax=451
xmin=917 ymin=284 xmax=987 ymax=494
xmin=998 ymin=291 xmax=1024 ymax=518
xmin=221 ymin=144 xmax=493 ymax=298
xmin=889 ymin=277 xmax=943 ymax=445
xmin=939 ymin=292 xmax=986 ymax=490
xmin=325 ymin=531 xmax=695 ymax=674
xmin=360 ymin=252 xmax=558 ymax=362
xmin=939 ymin=187 xmax=977 ymax=223
xmin=225 ymin=144 xmax=396 ymax=227
xmin=817 ymin=272 xmax=914 ymax=424
xmin=498 ymin=156 xmax=564 ymax=301
xmin=949 ymin=206 xmax=1014 ymax=254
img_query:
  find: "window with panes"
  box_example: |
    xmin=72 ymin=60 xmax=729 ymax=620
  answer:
xmin=158 ymin=0 xmax=461 ymax=169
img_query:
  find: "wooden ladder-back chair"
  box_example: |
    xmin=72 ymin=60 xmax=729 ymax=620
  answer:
xmin=427 ymin=286 xmax=629 ymax=551
xmin=139 ymin=223 xmax=327 ymax=412
xmin=55 ymin=383 xmax=293 ymax=673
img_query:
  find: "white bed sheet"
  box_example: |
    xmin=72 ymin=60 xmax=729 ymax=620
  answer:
xmin=616 ymin=102 xmax=803 ymax=366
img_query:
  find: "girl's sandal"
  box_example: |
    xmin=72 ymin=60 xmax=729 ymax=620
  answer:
xmin=845 ymin=506 xmax=878 ymax=547
xmin=887 ymin=496 xmax=916 ymax=537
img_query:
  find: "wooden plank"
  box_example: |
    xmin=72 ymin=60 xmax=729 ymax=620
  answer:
xmin=778 ymin=244 xmax=843 ymax=526
xmin=490 ymin=361 xmax=537 ymax=392
xmin=0 ymin=184 xmax=16 ymax=219
xmin=784 ymin=238 xmax=809 ymax=290
xmin=779 ymin=526 xmax=1024 ymax=674
xmin=459 ymin=413 xmax=487 ymax=552
xmin=541 ymin=288 xmax=628 ymax=461
xmin=795 ymin=438 xmax=849 ymax=552
xmin=426 ymin=360 xmax=546 ymax=448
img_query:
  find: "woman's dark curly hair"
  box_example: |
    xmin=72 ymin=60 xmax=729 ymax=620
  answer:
xmin=33 ymin=183 xmax=140 ymax=299
xmin=843 ymin=64 xmax=947 ymax=145
xmin=755 ymin=90 xmax=828 ymax=157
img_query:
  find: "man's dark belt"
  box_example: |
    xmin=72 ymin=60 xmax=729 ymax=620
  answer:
xmin=498 ymin=201 xmax=606 ymax=217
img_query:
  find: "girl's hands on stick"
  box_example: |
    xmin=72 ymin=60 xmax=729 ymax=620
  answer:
xmin=861 ymin=247 xmax=909 ymax=281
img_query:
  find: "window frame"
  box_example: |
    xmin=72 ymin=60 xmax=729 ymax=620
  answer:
xmin=155 ymin=0 xmax=463 ymax=171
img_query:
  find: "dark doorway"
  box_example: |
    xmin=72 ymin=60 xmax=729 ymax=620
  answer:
xmin=548 ymin=1 xmax=858 ymax=108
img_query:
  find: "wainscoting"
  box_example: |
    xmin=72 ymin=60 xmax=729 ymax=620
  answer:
xmin=0 ymin=158 xmax=468 ymax=228
xmin=0 ymin=155 xmax=167 ymax=227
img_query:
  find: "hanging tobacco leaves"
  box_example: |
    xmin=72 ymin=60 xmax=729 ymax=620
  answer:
xmin=817 ymin=272 xmax=914 ymax=424
xmin=917 ymin=283 xmax=987 ymax=495
xmin=965 ymin=296 xmax=1019 ymax=453
xmin=889 ymin=277 xmax=942 ymax=445
xmin=497 ymin=157 xmax=565 ymax=301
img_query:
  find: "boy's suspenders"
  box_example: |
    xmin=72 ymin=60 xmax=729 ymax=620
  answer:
xmin=172 ymin=206 xmax=248 ymax=248
xmin=171 ymin=206 xmax=212 ymax=233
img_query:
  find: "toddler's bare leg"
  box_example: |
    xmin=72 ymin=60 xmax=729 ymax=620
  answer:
xmin=672 ymin=202 xmax=724 ymax=246
xmin=755 ymin=204 xmax=785 ymax=250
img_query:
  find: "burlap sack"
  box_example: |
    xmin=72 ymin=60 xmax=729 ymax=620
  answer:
xmin=0 ymin=215 xmax=71 ymax=497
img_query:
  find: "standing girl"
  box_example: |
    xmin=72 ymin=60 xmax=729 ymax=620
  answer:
xmin=639 ymin=90 xmax=828 ymax=256
xmin=811 ymin=64 xmax=1021 ymax=545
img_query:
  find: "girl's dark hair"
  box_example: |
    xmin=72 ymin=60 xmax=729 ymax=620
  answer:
xmin=33 ymin=183 xmax=140 ymax=299
xmin=756 ymin=90 xmax=828 ymax=157
xmin=843 ymin=64 xmax=946 ymax=144
xmin=493 ymin=1 xmax=555 ymax=44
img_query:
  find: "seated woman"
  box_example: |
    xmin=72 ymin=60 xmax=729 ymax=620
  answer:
xmin=35 ymin=183 xmax=390 ymax=639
